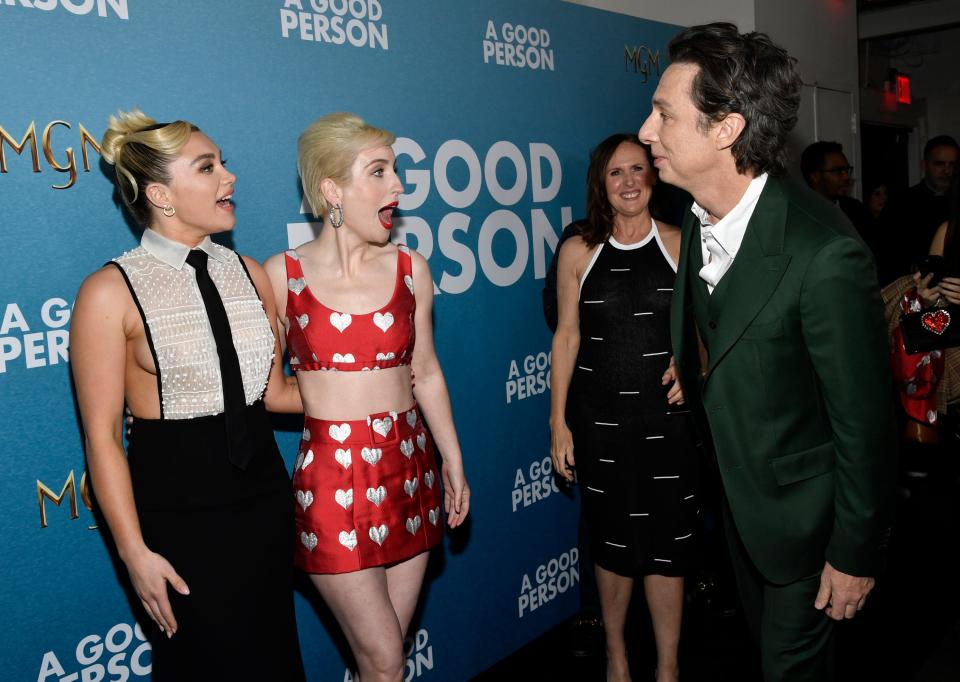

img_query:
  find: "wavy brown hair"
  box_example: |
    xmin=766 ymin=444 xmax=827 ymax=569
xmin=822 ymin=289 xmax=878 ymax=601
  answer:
xmin=668 ymin=22 xmax=802 ymax=177
xmin=581 ymin=133 xmax=654 ymax=247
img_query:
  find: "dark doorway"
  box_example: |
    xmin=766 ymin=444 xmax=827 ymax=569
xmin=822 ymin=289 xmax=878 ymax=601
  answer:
xmin=861 ymin=122 xmax=911 ymax=198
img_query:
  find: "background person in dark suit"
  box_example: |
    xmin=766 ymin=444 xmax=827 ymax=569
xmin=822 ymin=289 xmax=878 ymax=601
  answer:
xmin=880 ymin=135 xmax=959 ymax=284
xmin=639 ymin=23 xmax=897 ymax=682
xmin=800 ymin=140 xmax=884 ymax=275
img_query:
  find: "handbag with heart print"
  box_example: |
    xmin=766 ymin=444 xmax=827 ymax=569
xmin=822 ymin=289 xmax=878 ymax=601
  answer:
xmin=899 ymin=304 xmax=960 ymax=354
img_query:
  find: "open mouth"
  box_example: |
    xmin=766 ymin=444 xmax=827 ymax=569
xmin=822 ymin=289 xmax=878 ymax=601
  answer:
xmin=216 ymin=193 xmax=234 ymax=211
xmin=620 ymin=191 xmax=641 ymax=200
xmin=378 ymin=202 xmax=398 ymax=230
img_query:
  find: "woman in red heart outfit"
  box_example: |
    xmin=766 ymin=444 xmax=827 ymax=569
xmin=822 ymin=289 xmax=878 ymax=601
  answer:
xmin=883 ymin=173 xmax=960 ymax=445
xmin=264 ymin=112 xmax=470 ymax=682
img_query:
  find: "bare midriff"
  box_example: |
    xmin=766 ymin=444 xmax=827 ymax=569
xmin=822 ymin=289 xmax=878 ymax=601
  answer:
xmin=297 ymin=365 xmax=414 ymax=421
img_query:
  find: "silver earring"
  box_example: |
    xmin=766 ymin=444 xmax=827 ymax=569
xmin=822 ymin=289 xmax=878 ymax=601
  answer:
xmin=162 ymin=204 xmax=176 ymax=217
xmin=328 ymin=204 xmax=344 ymax=228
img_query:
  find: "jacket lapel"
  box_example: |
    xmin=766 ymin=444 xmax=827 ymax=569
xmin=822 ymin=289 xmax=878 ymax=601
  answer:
xmin=703 ymin=177 xmax=791 ymax=380
xmin=670 ymin=209 xmax=699 ymax=364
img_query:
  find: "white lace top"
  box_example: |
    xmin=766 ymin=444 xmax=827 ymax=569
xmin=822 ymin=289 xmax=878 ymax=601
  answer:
xmin=113 ymin=229 xmax=275 ymax=420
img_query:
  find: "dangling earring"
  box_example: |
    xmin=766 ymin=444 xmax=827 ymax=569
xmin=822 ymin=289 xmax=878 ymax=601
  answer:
xmin=162 ymin=204 xmax=176 ymax=217
xmin=328 ymin=203 xmax=344 ymax=228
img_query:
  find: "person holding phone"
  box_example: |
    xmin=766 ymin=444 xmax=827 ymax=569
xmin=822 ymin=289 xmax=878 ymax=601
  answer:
xmin=883 ymin=173 xmax=960 ymax=448
xmin=917 ymin=174 xmax=960 ymax=307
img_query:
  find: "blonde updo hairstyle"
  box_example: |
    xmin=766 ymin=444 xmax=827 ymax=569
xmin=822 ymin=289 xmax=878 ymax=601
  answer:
xmin=100 ymin=109 xmax=198 ymax=228
xmin=298 ymin=112 xmax=396 ymax=220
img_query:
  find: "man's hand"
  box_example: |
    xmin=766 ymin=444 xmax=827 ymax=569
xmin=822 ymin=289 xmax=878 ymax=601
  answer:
xmin=662 ymin=356 xmax=685 ymax=406
xmin=814 ymin=561 xmax=874 ymax=620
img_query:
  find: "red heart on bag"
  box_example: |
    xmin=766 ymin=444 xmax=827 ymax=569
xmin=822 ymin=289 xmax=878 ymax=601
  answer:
xmin=921 ymin=309 xmax=952 ymax=335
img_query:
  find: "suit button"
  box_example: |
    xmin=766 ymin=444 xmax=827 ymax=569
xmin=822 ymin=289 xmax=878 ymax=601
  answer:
xmin=708 ymin=321 xmax=717 ymax=330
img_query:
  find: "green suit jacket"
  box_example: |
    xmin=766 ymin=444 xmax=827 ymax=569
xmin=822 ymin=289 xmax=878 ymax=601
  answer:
xmin=671 ymin=175 xmax=897 ymax=585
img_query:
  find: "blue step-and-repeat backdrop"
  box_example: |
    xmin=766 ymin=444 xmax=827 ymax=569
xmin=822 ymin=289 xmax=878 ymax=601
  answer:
xmin=0 ymin=2 xmax=677 ymax=680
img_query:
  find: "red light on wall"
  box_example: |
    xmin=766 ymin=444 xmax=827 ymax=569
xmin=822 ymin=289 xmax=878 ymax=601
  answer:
xmin=896 ymin=74 xmax=911 ymax=104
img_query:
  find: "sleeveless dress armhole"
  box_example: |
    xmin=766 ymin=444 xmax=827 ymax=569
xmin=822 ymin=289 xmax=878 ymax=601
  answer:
xmin=106 ymin=261 xmax=165 ymax=419
xmin=235 ymin=254 xmax=262 ymax=302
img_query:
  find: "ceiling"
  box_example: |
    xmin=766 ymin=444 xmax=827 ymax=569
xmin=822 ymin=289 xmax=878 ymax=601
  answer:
xmin=859 ymin=0 xmax=960 ymax=39
xmin=858 ymin=0 xmax=929 ymax=9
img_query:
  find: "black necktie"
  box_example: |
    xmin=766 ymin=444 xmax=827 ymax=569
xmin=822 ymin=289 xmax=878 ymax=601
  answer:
xmin=186 ymin=249 xmax=252 ymax=469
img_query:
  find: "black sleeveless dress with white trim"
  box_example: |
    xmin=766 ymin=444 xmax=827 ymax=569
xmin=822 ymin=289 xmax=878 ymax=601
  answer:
xmin=568 ymin=221 xmax=700 ymax=577
xmin=110 ymin=231 xmax=304 ymax=681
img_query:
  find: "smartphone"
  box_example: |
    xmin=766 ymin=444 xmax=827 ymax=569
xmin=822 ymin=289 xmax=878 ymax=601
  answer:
xmin=912 ymin=255 xmax=946 ymax=288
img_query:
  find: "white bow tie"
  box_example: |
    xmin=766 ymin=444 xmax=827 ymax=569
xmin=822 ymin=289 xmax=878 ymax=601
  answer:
xmin=699 ymin=227 xmax=731 ymax=290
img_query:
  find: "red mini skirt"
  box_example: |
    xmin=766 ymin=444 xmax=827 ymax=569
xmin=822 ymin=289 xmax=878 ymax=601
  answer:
xmin=293 ymin=403 xmax=444 ymax=574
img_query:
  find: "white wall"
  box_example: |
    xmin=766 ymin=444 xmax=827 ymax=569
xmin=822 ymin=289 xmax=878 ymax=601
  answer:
xmin=927 ymin=96 xmax=960 ymax=144
xmin=563 ymin=0 xmax=755 ymax=30
xmin=755 ymin=0 xmax=858 ymax=93
xmin=755 ymin=0 xmax=861 ymax=193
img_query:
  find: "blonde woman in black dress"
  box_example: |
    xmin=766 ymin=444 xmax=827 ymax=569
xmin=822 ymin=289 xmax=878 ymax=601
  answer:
xmin=550 ymin=133 xmax=698 ymax=682
xmin=71 ymin=110 xmax=304 ymax=680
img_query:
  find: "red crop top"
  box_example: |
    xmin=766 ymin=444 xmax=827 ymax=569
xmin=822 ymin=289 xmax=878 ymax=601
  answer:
xmin=284 ymin=246 xmax=416 ymax=372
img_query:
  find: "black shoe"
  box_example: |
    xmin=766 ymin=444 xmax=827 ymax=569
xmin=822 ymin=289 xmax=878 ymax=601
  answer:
xmin=566 ymin=614 xmax=604 ymax=658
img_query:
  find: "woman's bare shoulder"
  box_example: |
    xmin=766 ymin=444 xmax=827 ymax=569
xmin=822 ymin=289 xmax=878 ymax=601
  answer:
xmin=263 ymin=250 xmax=289 ymax=274
xmin=72 ymin=265 xmax=136 ymax=335
xmin=559 ymin=234 xmax=593 ymax=259
xmin=656 ymin=221 xmax=681 ymax=237
xmin=75 ymin=264 xmax=128 ymax=307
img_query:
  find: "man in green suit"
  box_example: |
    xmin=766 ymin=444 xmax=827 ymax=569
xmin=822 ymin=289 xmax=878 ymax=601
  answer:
xmin=639 ymin=23 xmax=896 ymax=681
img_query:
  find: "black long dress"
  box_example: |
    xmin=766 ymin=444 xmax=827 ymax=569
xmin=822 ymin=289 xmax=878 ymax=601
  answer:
xmin=126 ymin=405 xmax=304 ymax=681
xmin=110 ymin=234 xmax=304 ymax=682
xmin=568 ymin=224 xmax=699 ymax=577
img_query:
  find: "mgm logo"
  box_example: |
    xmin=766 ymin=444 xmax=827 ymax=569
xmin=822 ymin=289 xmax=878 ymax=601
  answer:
xmin=624 ymin=45 xmax=662 ymax=83
xmin=0 ymin=120 xmax=102 ymax=189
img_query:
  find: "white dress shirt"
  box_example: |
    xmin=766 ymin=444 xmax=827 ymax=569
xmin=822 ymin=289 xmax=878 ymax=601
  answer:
xmin=691 ymin=173 xmax=768 ymax=294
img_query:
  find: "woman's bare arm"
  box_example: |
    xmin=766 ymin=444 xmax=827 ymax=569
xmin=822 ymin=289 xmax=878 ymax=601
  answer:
xmin=71 ymin=267 xmax=189 ymax=637
xmin=550 ymin=237 xmax=591 ymax=481
xmin=408 ymin=250 xmax=470 ymax=528
xmin=245 ymin=255 xmax=301 ymax=413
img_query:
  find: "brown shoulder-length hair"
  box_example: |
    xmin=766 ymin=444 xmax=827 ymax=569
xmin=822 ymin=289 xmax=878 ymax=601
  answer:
xmin=581 ymin=133 xmax=654 ymax=246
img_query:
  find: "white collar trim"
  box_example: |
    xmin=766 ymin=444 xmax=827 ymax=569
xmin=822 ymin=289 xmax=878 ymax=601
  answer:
xmin=141 ymin=229 xmax=229 ymax=270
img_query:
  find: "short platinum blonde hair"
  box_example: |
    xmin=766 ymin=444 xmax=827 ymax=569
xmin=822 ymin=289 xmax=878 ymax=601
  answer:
xmin=100 ymin=109 xmax=197 ymax=227
xmin=298 ymin=112 xmax=396 ymax=219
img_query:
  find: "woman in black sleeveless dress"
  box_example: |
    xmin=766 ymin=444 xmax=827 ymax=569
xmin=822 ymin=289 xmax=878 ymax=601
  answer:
xmin=550 ymin=134 xmax=698 ymax=682
xmin=71 ymin=110 xmax=304 ymax=680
